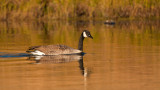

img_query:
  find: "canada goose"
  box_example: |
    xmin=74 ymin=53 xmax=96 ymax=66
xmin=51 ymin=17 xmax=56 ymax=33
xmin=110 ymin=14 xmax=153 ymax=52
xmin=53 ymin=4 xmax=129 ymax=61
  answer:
xmin=104 ymin=20 xmax=115 ymax=25
xmin=26 ymin=30 xmax=93 ymax=55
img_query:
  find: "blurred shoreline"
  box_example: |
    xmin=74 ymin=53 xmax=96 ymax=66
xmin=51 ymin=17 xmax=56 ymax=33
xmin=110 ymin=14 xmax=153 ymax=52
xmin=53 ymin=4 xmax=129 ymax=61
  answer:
xmin=0 ymin=0 xmax=160 ymax=21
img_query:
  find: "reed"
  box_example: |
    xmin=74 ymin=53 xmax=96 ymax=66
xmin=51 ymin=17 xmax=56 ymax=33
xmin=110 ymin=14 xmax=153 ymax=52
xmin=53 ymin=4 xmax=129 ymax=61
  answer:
xmin=0 ymin=0 xmax=159 ymax=20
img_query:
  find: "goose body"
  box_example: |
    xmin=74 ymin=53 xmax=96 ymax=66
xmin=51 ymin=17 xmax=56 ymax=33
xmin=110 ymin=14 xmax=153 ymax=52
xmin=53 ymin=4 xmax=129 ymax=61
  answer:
xmin=27 ymin=45 xmax=82 ymax=55
xmin=104 ymin=20 xmax=115 ymax=25
xmin=26 ymin=30 xmax=93 ymax=55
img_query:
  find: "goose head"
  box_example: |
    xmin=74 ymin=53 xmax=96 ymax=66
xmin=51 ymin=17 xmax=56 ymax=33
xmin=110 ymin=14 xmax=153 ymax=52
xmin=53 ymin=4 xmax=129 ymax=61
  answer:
xmin=83 ymin=30 xmax=93 ymax=39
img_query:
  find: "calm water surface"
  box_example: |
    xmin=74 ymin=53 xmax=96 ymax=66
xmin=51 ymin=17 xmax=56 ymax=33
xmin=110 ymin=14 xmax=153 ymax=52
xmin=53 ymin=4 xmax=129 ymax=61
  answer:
xmin=0 ymin=20 xmax=160 ymax=90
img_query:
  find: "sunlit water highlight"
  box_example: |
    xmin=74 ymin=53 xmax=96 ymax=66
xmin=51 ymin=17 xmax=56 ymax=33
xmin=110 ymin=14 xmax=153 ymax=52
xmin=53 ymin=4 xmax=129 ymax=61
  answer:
xmin=0 ymin=20 xmax=160 ymax=90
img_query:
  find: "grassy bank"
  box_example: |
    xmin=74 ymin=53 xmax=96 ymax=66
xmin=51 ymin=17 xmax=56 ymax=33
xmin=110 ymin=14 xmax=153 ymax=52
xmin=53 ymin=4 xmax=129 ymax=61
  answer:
xmin=0 ymin=0 xmax=160 ymax=21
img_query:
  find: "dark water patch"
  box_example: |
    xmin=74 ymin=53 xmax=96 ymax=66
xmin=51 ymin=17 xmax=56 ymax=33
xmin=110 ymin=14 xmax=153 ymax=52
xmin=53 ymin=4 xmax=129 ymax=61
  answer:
xmin=0 ymin=52 xmax=30 ymax=58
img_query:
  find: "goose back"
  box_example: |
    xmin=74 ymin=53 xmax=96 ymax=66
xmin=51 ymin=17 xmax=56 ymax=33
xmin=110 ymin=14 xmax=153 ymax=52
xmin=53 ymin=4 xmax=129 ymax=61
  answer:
xmin=27 ymin=45 xmax=82 ymax=55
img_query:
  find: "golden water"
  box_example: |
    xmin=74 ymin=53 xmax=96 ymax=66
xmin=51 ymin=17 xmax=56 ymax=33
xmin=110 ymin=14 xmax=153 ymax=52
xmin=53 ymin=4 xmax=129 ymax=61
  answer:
xmin=0 ymin=20 xmax=160 ymax=90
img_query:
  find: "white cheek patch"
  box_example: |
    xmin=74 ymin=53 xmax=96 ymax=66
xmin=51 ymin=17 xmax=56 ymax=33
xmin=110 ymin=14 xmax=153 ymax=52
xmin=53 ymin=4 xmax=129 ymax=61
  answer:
xmin=83 ymin=32 xmax=87 ymax=37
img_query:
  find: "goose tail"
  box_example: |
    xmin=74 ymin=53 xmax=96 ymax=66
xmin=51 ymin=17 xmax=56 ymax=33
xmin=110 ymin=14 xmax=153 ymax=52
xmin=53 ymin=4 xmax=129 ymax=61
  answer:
xmin=26 ymin=46 xmax=45 ymax=55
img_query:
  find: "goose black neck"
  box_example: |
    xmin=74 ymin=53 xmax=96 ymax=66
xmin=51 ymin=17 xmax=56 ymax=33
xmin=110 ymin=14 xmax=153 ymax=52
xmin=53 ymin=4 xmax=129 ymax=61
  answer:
xmin=78 ymin=33 xmax=84 ymax=51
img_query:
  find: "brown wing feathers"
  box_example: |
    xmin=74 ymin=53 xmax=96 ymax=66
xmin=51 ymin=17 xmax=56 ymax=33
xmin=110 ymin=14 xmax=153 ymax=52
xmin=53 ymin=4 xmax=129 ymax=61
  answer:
xmin=26 ymin=45 xmax=82 ymax=55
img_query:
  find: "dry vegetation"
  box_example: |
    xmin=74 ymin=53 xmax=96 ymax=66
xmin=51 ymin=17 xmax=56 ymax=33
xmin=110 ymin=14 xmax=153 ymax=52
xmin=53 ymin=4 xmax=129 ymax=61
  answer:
xmin=0 ymin=0 xmax=160 ymax=21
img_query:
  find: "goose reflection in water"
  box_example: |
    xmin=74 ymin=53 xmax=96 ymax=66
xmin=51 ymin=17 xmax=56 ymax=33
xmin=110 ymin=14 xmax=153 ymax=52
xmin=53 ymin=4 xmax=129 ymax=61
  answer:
xmin=28 ymin=54 xmax=89 ymax=77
